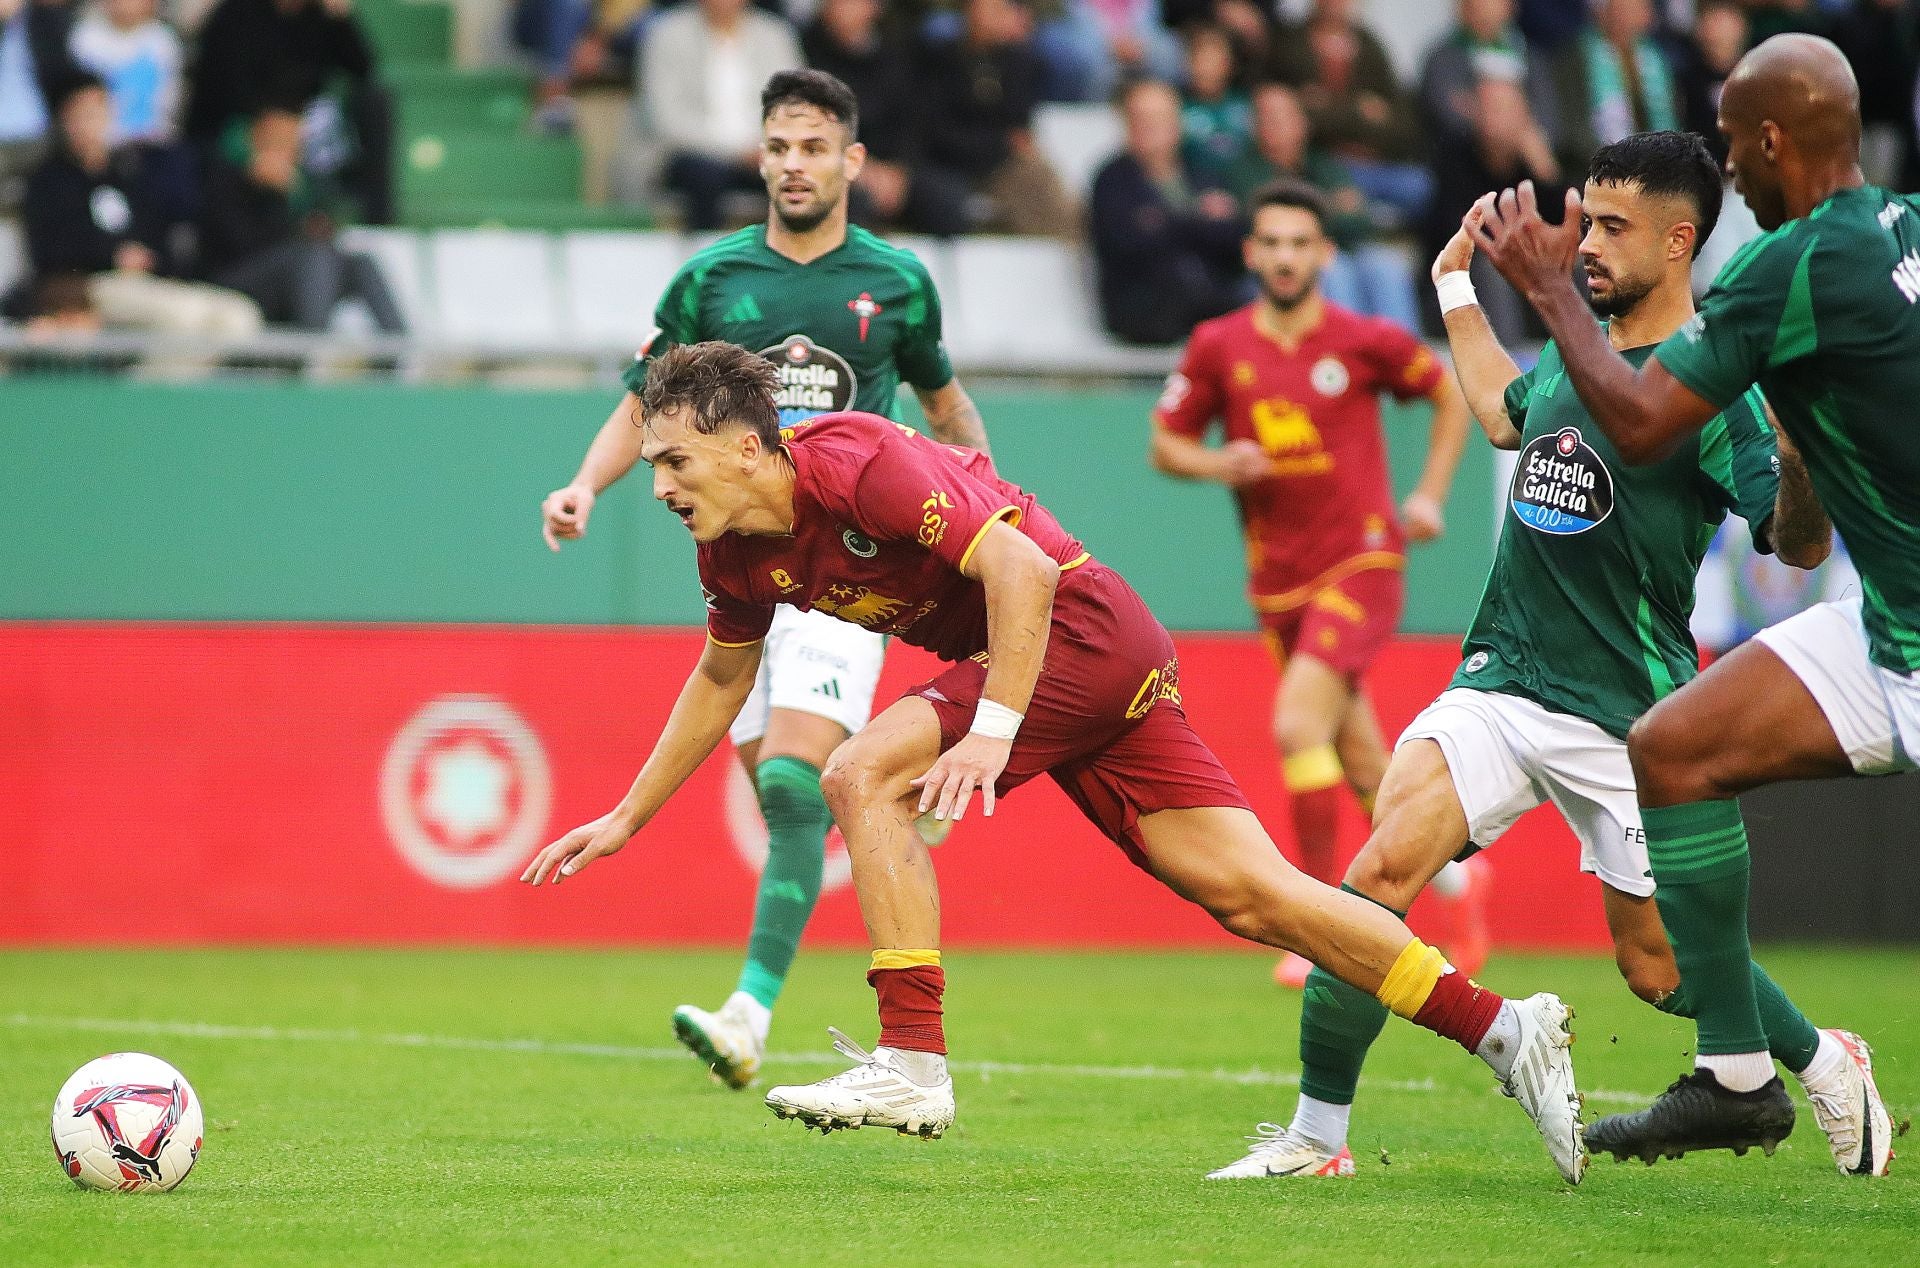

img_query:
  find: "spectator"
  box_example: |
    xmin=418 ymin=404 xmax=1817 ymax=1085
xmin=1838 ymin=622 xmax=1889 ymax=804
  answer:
xmin=1090 ymin=77 xmax=1246 ymax=344
xmin=511 ymin=0 xmax=644 ymax=134
xmin=1517 ymin=0 xmax=1585 ymax=52
xmin=1160 ymin=0 xmax=1274 ymax=79
xmin=641 ymin=0 xmax=800 ymax=230
xmin=69 ymin=0 xmax=181 ymax=144
xmin=1551 ymin=0 xmax=1679 ymax=171
xmin=199 ymin=106 xmax=403 ymax=331
xmin=1033 ymin=0 xmax=1183 ymax=102
xmin=1676 ymin=0 xmax=1746 ymax=165
xmin=20 ymin=72 xmax=258 ymax=334
xmin=1224 ymin=81 xmax=1415 ymax=328
xmin=1425 ymin=73 xmax=1562 ymax=341
xmin=184 ymin=0 xmax=392 ymax=223
xmin=1830 ymin=0 xmax=1920 ymax=186
xmin=915 ymin=0 xmax=1077 ymax=237
xmin=0 ymin=0 xmax=77 ymax=210
xmin=802 ymin=0 xmax=969 ymax=234
xmin=1180 ymin=21 xmax=1251 ymax=179
xmin=1266 ymin=0 xmax=1429 ymax=225
xmin=1419 ymin=0 xmax=1560 ymax=164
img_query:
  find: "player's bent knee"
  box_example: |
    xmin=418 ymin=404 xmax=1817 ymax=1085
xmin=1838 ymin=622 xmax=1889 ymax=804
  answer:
xmin=1340 ymin=844 xmax=1426 ymax=913
xmin=1616 ymin=948 xmax=1680 ymax=1004
xmin=1626 ymin=702 xmax=1715 ymax=803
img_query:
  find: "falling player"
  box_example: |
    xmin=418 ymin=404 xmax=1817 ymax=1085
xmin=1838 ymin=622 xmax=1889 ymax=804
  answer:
xmin=522 ymin=341 xmax=1588 ymax=1184
xmin=1472 ymin=35 xmax=1908 ymax=1173
xmin=1151 ymin=180 xmax=1482 ymax=988
xmin=539 ymin=69 xmax=989 ymax=1091
xmin=1211 ymin=131 xmax=1883 ymax=1182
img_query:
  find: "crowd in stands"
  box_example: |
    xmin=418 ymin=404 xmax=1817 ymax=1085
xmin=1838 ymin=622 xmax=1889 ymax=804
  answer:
xmin=3 ymin=0 xmax=1919 ymax=347
xmin=0 ymin=0 xmax=399 ymax=333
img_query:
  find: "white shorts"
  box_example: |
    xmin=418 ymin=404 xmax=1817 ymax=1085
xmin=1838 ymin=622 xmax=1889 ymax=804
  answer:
xmin=1753 ymin=597 xmax=1920 ymax=775
xmin=1398 ymin=688 xmax=1653 ymax=897
xmin=727 ymin=605 xmax=886 ymax=747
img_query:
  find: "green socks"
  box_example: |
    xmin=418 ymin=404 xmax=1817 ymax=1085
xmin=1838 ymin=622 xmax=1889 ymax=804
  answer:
xmin=1654 ymin=962 xmax=1821 ymax=1073
xmin=1297 ymin=886 xmax=1402 ymax=1107
xmin=735 ymin=756 xmax=831 ymax=1010
xmin=1643 ymin=800 xmax=1767 ymax=1056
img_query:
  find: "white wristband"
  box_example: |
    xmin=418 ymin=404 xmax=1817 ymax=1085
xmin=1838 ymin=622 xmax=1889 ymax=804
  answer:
xmin=970 ymin=699 xmax=1024 ymax=741
xmin=1435 ymin=270 xmax=1479 ymax=315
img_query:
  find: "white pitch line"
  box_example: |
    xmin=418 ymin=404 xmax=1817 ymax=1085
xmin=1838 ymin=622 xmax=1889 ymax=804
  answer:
xmin=1 ymin=1013 xmax=1650 ymax=1104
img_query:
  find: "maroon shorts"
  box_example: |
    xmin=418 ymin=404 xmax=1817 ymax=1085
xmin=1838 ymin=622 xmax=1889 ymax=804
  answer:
xmin=905 ymin=562 xmax=1249 ymax=868
xmin=1257 ymin=563 xmax=1404 ymax=680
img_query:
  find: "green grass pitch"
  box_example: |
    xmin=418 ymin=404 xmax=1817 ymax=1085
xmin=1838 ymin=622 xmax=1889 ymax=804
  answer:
xmin=3 ymin=947 xmax=1916 ymax=1266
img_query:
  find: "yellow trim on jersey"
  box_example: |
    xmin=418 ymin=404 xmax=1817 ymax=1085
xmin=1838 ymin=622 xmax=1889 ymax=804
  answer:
xmin=1058 ymin=552 xmax=1092 ymax=572
xmin=1282 ymin=745 xmax=1344 ymax=793
xmin=957 ymin=506 xmax=1022 ymax=573
xmin=1377 ymin=939 xmax=1448 ymax=1020
xmin=705 ymin=632 xmax=765 ymax=649
xmin=870 ymin=948 xmax=943 ymax=972
xmin=1250 ymin=551 xmax=1405 ymax=614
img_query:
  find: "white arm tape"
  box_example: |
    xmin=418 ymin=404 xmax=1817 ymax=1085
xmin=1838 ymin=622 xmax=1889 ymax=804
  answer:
xmin=970 ymin=699 xmax=1024 ymax=741
xmin=1435 ymin=270 xmax=1479 ymax=315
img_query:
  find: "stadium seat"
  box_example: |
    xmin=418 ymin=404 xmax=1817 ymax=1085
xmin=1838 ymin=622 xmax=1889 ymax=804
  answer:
xmin=948 ymin=237 xmax=1109 ymax=367
xmin=339 ymin=226 xmax=431 ymax=336
xmin=0 ymin=218 xmax=23 ymax=300
xmin=426 ymin=229 xmax=562 ymax=346
xmin=1034 ymin=103 xmax=1123 ymax=202
xmin=560 ymin=231 xmax=688 ymax=348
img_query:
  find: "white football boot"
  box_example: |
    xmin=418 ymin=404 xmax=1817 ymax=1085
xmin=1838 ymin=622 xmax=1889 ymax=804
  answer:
xmin=765 ymin=1028 xmax=956 ymax=1138
xmin=1805 ymin=1029 xmax=1894 ymax=1176
xmin=1206 ymin=1124 xmax=1356 ymax=1180
xmin=1498 ymin=992 xmax=1588 ymax=1185
xmin=671 ymin=995 xmax=765 ymax=1090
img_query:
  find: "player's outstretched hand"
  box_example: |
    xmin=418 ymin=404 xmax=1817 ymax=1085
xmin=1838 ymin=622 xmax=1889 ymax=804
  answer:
xmin=521 ymin=814 xmax=633 ymax=886
xmin=1400 ymin=491 xmax=1446 ymax=543
xmin=911 ymin=733 xmax=1013 ymax=824
xmin=1431 ymin=210 xmax=1479 ymax=283
xmin=1218 ymin=438 xmax=1272 ymax=488
xmin=541 ymin=484 xmax=596 ymax=552
xmin=1467 ymin=181 xmax=1582 ymax=300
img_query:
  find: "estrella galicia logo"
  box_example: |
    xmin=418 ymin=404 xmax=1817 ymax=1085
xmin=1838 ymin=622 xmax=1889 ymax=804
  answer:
xmin=760 ymin=334 xmax=856 ymax=424
xmin=842 ymin=528 xmax=878 ymax=558
xmin=1511 ymin=427 xmax=1615 ymax=535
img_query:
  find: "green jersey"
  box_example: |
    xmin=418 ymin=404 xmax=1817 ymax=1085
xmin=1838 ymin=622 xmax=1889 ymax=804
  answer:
xmin=1654 ymin=184 xmax=1920 ymax=672
xmin=1453 ymin=337 xmax=1780 ymax=739
xmin=621 ymin=224 xmax=954 ymax=424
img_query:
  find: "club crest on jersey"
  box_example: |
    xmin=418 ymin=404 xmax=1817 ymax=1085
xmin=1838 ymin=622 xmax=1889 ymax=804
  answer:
xmin=842 ymin=528 xmax=878 ymax=558
xmin=1465 ymin=651 xmax=1490 ymax=673
xmin=1511 ymin=427 xmax=1615 ymax=535
xmin=759 ymin=335 xmax=856 ymax=424
xmin=1310 ymin=356 xmax=1350 ymax=397
xmin=847 ymin=291 xmax=882 ymax=341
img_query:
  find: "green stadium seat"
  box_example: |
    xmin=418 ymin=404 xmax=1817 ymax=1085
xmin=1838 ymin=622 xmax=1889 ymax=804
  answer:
xmin=357 ymin=0 xmax=454 ymax=67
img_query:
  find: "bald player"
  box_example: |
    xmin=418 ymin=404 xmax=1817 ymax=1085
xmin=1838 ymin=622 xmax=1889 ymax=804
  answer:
xmin=1468 ymin=34 xmax=1908 ymax=1174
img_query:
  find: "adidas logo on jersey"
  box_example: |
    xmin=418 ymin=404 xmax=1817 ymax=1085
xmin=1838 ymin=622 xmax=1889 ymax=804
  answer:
xmin=723 ymin=294 xmax=764 ymax=324
xmin=813 ymin=679 xmax=843 ymax=700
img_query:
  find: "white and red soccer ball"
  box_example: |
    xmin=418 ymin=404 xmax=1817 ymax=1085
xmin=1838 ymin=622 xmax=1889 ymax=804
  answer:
xmin=50 ymin=1052 xmax=203 ymax=1192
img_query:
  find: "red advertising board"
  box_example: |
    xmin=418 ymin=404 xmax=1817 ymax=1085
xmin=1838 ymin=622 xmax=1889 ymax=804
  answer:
xmin=0 ymin=624 xmax=1610 ymax=948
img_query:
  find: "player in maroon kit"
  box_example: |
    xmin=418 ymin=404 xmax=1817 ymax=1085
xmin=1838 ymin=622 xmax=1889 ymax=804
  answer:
xmin=1151 ymin=180 xmax=1487 ymax=988
xmin=519 ymin=341 xmax=1586 ymax=1181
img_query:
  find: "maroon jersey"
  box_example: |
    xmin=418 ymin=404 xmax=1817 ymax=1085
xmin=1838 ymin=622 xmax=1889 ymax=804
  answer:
xmin=698 ymin=413 xmax=1089 ymax=662
xmin=1153 ymin=302 xmax=1442 ymax=610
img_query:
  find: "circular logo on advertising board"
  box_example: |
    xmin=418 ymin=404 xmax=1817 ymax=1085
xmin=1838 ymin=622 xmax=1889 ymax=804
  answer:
xmin=724 ymin=763 xmax=853 ymax=895
xmin=380 ymin=696 xmax=552 ymax=889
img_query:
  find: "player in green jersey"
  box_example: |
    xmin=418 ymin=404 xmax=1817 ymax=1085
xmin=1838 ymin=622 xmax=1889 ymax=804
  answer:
xmin=1207 ymin=131 xmax=1883 ymax=1181
xmin=538 ymin=69 xmax=990 ymax=1091
xmin=1470 ymin=35 xmax=1911 ymax=1172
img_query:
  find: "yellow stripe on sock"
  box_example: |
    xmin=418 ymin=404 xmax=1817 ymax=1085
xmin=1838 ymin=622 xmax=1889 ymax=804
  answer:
xmin=870 ymin=948 xmax=942 ymax=972
xmin=1283 ymin=745 xmax=1344 ymax=792
xmin=1376 ymin=938 xmax=1447 ymax=1019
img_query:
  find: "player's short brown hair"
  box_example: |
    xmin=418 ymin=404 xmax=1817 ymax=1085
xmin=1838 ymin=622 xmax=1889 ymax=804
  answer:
xmin=762 ymin=69 xmax=859 ymax=141
xmin=640 ymin=342 xmax=782 ymax=449
xmin=1250 ymin=179 xmax=1329 ymax=235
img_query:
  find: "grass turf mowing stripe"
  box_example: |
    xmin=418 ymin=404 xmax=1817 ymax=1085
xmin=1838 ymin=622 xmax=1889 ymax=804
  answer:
xmin=1 ymin=1011 xmax=1654 ymax=1104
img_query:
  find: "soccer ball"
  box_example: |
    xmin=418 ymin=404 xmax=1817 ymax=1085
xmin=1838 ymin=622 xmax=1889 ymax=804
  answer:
xmin=50 ymin=1052 xmax=204 ymax=1192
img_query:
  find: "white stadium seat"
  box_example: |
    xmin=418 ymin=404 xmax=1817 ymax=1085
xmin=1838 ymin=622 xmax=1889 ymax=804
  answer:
xmin=559 ymin=230 xmax=688 ymax=349
xmin=948 ymin=237 xmax=1107 ymax=366
xmin=0 ymin=217 xmax=26 ymax=303
xmin=426 ymin=229 xmax=562 ymax=347
xmin=339 ymin=226 xmax=431 ymax=336
xmin=1034 ymin=103 xmax=1124 ymax=202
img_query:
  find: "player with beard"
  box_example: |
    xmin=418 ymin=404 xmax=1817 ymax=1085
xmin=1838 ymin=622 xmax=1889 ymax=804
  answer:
xmin=1152 ymin=181 xmax=1479 ymax=989
xmin=1470 ymin=34 xmax=1911 ymax=1174
xmin=1210 ymin=131 xmax=1881 ymax=1183
xmin=539 ymin=68 xmax=989 ymax=1092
